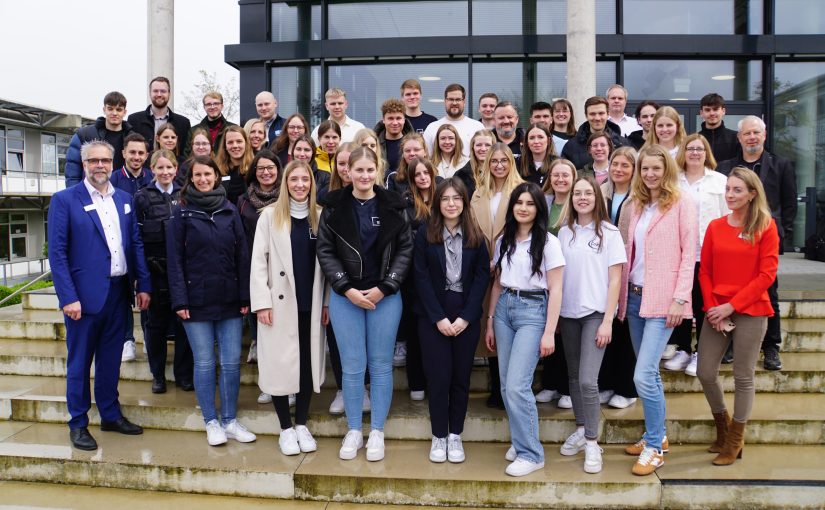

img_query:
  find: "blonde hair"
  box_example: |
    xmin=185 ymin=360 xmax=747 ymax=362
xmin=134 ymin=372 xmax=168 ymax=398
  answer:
xmin=468 ymin=129 xmax=497 ymax=187
xmin=728 ymin=167 xmax=773 ymax=244
xmin=395 ymin=132 xmax=428 ymax=183
xmin=676 ymin=133 xmax=718 ymax=170
xmin=477 ymin=143 xmax=524 ymax=199
xmin=541 ymin=158 xmax=577 ymax=194
xmin=354 ymin=128 xmax=385 ymax=176
xmin=330 ymin=142 xmax=357 ymax=192
xmin=632 ymin=144 xmax=682 ymax=211
xmin=271 ymin=160 xmax=320 ymax=234
xmin=645 ymin=106 xmax=686 ymax=149
xmin=150 ymin=149 xmax=178 ymax=170
xmin=431 ymin=124 xmax=465 ymax=169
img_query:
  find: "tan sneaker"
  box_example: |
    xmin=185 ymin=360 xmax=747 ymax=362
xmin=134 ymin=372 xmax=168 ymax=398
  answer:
xmin=625 ymin=435 xmax=669 ymax=455
xmin=632 ymin=446 xmax=664 ymax=476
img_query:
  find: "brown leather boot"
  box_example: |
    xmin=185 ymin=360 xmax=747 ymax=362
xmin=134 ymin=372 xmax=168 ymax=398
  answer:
xmin=708 ymin=411 xmax=731 ymax=453
xmin=713 ymin=419 xmax=745 ymax=465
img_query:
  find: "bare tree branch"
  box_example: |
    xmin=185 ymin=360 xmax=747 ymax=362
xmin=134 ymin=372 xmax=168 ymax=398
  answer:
xmin=179 ymin=70 xmax=240 ymax=124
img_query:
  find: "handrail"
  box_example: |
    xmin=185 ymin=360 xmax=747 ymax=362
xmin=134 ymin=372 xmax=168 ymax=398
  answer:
xmin=0 ymin=269 xmax=52 ymax=307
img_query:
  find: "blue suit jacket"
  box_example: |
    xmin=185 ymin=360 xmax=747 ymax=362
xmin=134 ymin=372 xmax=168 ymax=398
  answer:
xmin=48 ymin=182 xmax=152 ymax=315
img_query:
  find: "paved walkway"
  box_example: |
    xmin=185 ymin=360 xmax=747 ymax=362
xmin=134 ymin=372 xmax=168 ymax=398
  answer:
xmin=778 ymin=253 xmax=825 ymax=298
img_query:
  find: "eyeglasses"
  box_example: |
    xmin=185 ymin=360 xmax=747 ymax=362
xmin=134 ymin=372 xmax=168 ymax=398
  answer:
xmin=445 ymin=98 xmax=464 ymax=103
xmin=85 ymin=158 xmax=113 ymax=165
xmin=685 ymin=147 xmax=706 ymax=153
xmin=489 ymin=159 xmax=508 ymax=167
xmin=203 ymin=102 xmax=222 ymax=108
xmin=256 ymin=165 xmax=278 ymax=173
xmin=440 ymin=195 xmax=463 ymax=204
xmin=287 ymin=125 xmax=305 ymax=131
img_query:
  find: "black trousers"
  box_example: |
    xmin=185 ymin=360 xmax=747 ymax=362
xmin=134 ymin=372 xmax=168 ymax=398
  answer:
xmin=273 ymin=311 xmax=313 ymax=429
xmin=399 ymin=280 xmax=426 ymax=392
xmin=597 ymin=318 xmax=638 ymax=398
xmin=540 ymin=332 xmax=570 ymax=394
xmin=763 ymin=277 xmax=781 ymax=351
xmin=145 ymin=297 xmax=193 ymax=383
xmin=671 ymin=261 xmax=705 ymax=354
xmin=419 ymin=291 xmax=479 ymax=438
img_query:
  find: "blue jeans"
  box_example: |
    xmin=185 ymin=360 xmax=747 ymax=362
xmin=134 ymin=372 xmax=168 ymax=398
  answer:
xmin=493 ymin=291 xmax=547 ymax=464
xmin=329 ymin=290 xmax=402 ymax=431
xmin=183 ymin=317 xmax=243 ymax=424
xmin=626 ymin=291 xmax=673 ymax=452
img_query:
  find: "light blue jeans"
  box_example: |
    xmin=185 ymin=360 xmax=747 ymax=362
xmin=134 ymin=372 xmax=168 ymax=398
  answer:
xmin=626 ymin=291 xmax=673 ymax=452
xmin=183 ymin=317 xmax=243 ymax=424
xmin=493 ymin=291 xmax=547 ymax=464
xmin=329 ymin=290 xmax=402 ymax=431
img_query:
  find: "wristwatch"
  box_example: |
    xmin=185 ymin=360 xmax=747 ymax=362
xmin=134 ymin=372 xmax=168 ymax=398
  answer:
xmin=674 ymin=298 xmax=686 ymax=305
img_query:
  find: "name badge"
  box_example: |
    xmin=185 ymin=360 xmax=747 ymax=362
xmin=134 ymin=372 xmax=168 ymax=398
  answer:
xmin=124 ymin=204 xmax=131 ymax=214
xmin=371 ymin=216 xmax=381 ymax=227
xmin=222 ymin=175 xmax=231 ymax=181
xmin=84 ymin=204 xmax=97 ymax=212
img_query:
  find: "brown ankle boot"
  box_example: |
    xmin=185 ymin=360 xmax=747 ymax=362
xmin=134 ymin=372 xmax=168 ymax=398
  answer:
xmin=708 ymin=411 xmax=731 ymax=453
xmin=713 ymin=419 xmax=745 ymax=465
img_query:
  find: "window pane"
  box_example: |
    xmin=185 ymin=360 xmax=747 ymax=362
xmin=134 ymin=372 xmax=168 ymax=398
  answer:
xmin=473 ymin=0 xmax=522 ymax=35
xmin=11 ymin=237 xmax=26 ymax=259
xmin=535 ymin=61 xmax=617 ymax=101
xmin=271 ymin=2 xmax=321 ymax=42
xmin=775 ymin=0 xmax=825 ymax=34
xmin=623 ymin=0 xmax=762 ymax=34
xmin=8 ymin=152 xmax=23 ymax=172
xmin=623 ymin=60 xmax=762 ymax=101
xmin=472 ymin=62 xmax=526 ymax=120
xmin=7 ymin=129 xmax=23 ymax=139
xmin=271 ymin=65 xmax=323 ymax=126
xmin=328 ymin=1 xmax=468 ymax=39
xmin=327 ymin=63 xmax=469 ymax=128
xmin=536 ymin=0 xmax=616 ymax=35
xmin=774 ymin=62 xmax=825 ymax=247
xmin=0 ymin=225 xmax=8 ymax=262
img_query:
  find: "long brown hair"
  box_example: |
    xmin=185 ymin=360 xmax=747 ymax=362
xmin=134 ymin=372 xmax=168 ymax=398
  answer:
xmin=520 ymin=123 xmax=556 ymax=179
xmin=728 ymin=167 xmax=773 ymax=244
xmin=215 ymin=125 xmax=254 ymax=176
xmin=406 ymin=157 xmax=437 ymax=223
xmin=426 ymin=178 xmax=483 ymax=249
xmin=563 ymin=176 xmax=611 ymax=252
xmin=395 ymin=132 xmax=427 ymax=183
xmin=273 ymin=113 xmax=309 ymax=153
xmin=330 ymin=142 xmax=357 ymax=192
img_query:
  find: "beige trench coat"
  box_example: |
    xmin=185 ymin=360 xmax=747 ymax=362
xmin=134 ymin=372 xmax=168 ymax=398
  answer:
xmin=250 ymin=207 xmax=326 ymax=396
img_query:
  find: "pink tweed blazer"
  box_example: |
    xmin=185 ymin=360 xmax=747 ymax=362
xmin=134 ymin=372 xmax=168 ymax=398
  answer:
xmin=617 ymin=196 xmax=697 ymax=320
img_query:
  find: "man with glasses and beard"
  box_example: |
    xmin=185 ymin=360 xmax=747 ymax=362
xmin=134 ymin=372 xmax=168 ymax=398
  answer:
xmin=128 ymin=76 xmax=191 ymax=153
xmin=423 ymin=84 xmax=484 ymax=159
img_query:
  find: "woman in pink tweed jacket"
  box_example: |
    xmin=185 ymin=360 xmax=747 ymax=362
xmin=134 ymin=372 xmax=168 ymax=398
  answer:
xmin=616 ymin=144 xmax=697 ymax=476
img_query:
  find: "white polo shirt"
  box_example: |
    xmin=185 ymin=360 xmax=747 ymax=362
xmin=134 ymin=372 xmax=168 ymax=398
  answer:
xmin=558 ymin=221 xmax=627 ymax=318
xmin=494 ymin=232 xmax=565 ymax=291
xmin=610 ymin=113 xmax=642 ymax=137
xmin=311 ymin=115 xmax=366 ymax=144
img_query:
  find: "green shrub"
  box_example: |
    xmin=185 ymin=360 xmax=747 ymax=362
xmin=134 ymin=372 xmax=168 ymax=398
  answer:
xmin=0 ymin=280 xmax=54 ymax=307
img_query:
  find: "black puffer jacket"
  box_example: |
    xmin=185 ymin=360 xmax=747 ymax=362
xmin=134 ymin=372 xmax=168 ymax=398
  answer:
xmin=317 ymin=185 xmax=412 ymax=296
xmin=560 ymin=119 xmax=629 ymax=170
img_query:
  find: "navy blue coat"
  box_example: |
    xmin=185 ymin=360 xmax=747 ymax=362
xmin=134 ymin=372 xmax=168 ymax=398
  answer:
xmin=166 ymin=198 xmax=250 ymax=321
xmin=110 ymin=167 xmax=154 ymax=196
xmin=412 ymin=224 xmax=490 ymax=325
xmin=65 ymin=117 xmax=134 ymax=188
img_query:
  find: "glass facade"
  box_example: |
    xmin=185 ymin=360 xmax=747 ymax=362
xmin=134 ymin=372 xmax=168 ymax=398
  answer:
xmin=623 ymin=0 xmax=763 ymax=34
xmin=271 ymin=1 xmax=321 ymax=42
xmin=623 ymin=60 xmax=762 ymax=101
xmin=775 ymin=0 xmax=825 ymax=34
xmin=328 ymin=1 xmax=468 ymax=39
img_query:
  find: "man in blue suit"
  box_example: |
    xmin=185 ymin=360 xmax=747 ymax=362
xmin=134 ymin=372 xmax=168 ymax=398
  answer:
xmin=48 ymin=139 xmax=152 ymax=451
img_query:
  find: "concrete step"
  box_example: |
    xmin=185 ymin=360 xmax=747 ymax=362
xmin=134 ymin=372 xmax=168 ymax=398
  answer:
xmin=1 ymin=338 xmax=823 ymax=395
xmin=0 ymin=421 xmax=822 ymax=509
xmin=2 ymin=375 xmax=823 ymax=445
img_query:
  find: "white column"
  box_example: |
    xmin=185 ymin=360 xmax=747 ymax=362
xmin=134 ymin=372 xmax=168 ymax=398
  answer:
xmin=566 ymin=0 xmax=596 ymax=130
xmin=147 ymin=0 xmax=175 ymax=107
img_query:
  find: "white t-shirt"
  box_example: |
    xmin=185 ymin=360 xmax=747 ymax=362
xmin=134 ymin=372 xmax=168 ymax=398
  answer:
xmin=423 ymin=116 xmax=485 ymax=158
xmin=494 ymin=232 xmax=565 ymax=291
xmin=610 ymin=113 xmax=642 ymax=137
xmin=311 ymin=115 xmax=366 ymax=144
xmin=629 ymin=202 xmax=657 ymax=287
xmin=558 ymin=221 xmax=627 ymax=318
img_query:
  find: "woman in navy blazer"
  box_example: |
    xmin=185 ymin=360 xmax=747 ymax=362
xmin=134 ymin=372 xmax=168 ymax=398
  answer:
xmin=413 ymin=177 xmax=490 ymax=464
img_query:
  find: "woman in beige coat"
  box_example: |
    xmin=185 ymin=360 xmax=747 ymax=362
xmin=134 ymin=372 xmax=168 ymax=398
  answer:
xmin=250 ymin=160 xmax=326 ymax=456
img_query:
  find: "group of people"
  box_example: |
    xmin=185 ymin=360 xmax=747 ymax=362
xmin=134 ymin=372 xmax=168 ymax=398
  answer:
xmin=50 ymin=75 xmax=795 ymax=479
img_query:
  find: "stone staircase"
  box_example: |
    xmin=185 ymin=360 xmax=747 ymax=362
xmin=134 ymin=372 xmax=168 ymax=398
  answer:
xmin=0 ymin=282 xmax=824 ymax=509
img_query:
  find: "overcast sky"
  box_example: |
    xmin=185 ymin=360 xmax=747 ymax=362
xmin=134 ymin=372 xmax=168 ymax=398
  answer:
xmin=0 ymin=0 xmax=239 ymax=120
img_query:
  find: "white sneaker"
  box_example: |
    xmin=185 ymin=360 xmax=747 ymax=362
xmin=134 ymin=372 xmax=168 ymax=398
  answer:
xmin=505 ymin=445 xmax=517 ymax=462
xmin=664 ymin=350 xmax=691 ymax=371
xmin=429 ymin=436 xmax=447 ymax=463
xmin=557 ymin=395 xmax=573 ymax=409
xmin=257 ymin=392 xmax=272 ymax=404
xmin=608 ymin=394 xmax=638 ymax=409
xmin=447 ymin=433 xmax=465 ymax=463
xmin=223 ymin=419 xmax=257 ymax=443
xmin=362 ymin=390 xmax=371 ymax=413
xmin=584 ymin=441 xmax=604 ymax=474
xmin=505 ymin=458 xmax=544 ymax=477
xmin=295 ymin=425 xmax=317 ymax=453
xmin=205 ymin=419 xmax=227 ymax=446
xmin=278 ymin=427 xmax=300 ymax=455
xmin=247 ymin=340 xmax=257 ymax=363
xmin=393 ymin=342 xmax=407 ymax=367
xmin=289 ymin=394 xmax=296 ymax=407
xmin=142 ymin=340 xmax=148 ymax=354
xmin=339 ymin=429 xmax=363 ymax=460
xmin=534 ymin=389 xmax=559 ymax=403
xmin=661 ymin=344 xmax=677 ymax=361
xmin=121 ymin=340 xmax=136 ymax=362
xmin=329 ymin=390 xmax=345 ymax=415
xmin=366 ymin=429 xmax=385 ymax=461
xmin=599 ymin=390 xmax=615 ymax=405
xmin=410 ymin=390 xmax=425 ymax=401
xmin=473 ymin=357 xmax=488 ymax=366
xmin=560 ymin=428 xmax=586 ymax=456
xmin=685 ymin=352 xmax=699 ymax=377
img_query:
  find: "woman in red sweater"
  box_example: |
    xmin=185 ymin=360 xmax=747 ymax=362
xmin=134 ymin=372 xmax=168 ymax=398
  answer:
xmin=696 ymin=167 xmax=779 ymax=466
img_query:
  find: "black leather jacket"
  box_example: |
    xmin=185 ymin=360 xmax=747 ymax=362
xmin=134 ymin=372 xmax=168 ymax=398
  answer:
xmin=317 ymin=185 xmax=412 ymax=296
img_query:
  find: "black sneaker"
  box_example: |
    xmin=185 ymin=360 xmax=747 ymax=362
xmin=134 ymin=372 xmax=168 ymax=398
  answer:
xmin=763 ymin=349 xmax=782 ymax=371
xmin=721 ymin=345 xmax=734 ymax=364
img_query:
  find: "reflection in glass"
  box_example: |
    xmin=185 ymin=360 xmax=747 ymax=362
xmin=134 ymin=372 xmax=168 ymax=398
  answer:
xmin=473 ymin=0 xmax=522 ymax=35
xmin=535 ymin=62 xmax=616 ymax=101
xmin=775 ymin=0 xmax=825 ymax=34
xmin=271 ymin=66 xmax=322 ymax=126
xmin=327 ymin=63 xmax=468 ymax=127
xmin=774 ymin=62 xmax=825 ymax=246
xmin=623 ymin=60 xmax=762 ymax=101
xmin=271 ymin=2 xmax=321 ymax=42
xmin=471 ymin=62 xmax=525 ymax=120
xmin=328 ymin=1 xmax=468 ymax=39
xmin=623 ymin=0 xmax=762 ymax=34
xmin=536 ymin=0 xmax=616 ymax=34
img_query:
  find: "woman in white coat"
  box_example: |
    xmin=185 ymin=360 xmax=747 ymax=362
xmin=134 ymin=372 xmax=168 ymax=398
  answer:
xmin=250 ymin=160 xmax=326 ymax=456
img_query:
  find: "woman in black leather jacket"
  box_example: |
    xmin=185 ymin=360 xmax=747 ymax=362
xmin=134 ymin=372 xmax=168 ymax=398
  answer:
xmin=317 ymin=146 xmax=412 ymax=463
